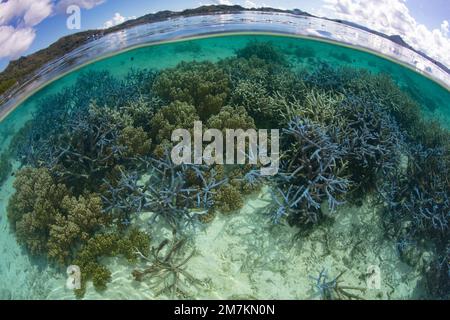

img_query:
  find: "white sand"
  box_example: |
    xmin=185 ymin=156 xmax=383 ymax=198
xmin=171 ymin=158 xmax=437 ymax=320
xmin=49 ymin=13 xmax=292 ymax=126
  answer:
xmin=39 ymin=186 xmax=427 ymax=300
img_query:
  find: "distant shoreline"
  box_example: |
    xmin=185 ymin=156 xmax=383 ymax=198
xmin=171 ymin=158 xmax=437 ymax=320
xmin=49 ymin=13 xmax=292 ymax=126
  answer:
xmin=1 ymin=30 xmax=449 ymax=124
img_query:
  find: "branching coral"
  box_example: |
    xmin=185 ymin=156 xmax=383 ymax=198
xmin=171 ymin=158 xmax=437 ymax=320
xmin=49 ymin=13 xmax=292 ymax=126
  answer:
xmin=5 ymin=38 xmax=449 ymax=300
xmin=10 ymin=69 xmax=160 ymax=177
xmin=132 ymin=237 xmax=201 ymax=298
xmin=118 ymin=126 xmax=152 ymax=157
xmin=206 ymin=105 xmax=255 ymax=131
xmin=310 ymin=268 xmax=365 ymax=300
xmin=271 ymin=117 xmax=350 ymax=225
xmin=47 ymin=193 xmax=107 ymax=265
xmin=141 ymin=155 xmax=227 ymax=230
xmin=336 ymin=95 xmax=405 ymax=191
xmin=8 ymin=167 xmax=68 ymax=255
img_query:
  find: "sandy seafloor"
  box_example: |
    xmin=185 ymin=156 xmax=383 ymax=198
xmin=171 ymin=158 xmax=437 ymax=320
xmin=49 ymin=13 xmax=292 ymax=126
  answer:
xmin=0 ymin=180 xmax=429 ymax=300
xmin=0 ymin=34 xmax=446 ymax=300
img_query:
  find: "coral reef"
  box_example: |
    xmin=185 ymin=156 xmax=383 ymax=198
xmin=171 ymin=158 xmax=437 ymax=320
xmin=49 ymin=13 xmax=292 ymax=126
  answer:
xmin=153 ymin=61 xmax=230 ymax=120
xmin=7 ymin=167 xmax=109 ymax=265
xmin=236 ymin=41 xmax=287 ymax=66
xmin=206 ymin=105 xmax=255 ymax=131
xmin=73 ymin=229 xmax=150 ymax=297
xmin=0 ymin=152 xmax=11 ymax=186
xmin=213 ymin=185 xmax=244 ymax=213
xmin=271 ymin=117 xmax=350 ymax=225
xmin=150 ymin=101 xmax=199 ymax=146
xmin=4 ymin=40 xmax=449 ymax=299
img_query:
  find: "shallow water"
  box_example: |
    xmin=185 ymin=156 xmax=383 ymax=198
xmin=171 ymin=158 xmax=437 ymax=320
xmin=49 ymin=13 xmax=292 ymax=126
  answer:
xmin=0 ymin=34 xmax=449 ymax=300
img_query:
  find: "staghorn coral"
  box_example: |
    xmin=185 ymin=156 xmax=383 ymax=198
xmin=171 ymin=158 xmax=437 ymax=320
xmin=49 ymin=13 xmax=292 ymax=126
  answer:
xmin=379 ymin=141 xmax=449 ymax=297
xmin=153 ymin=61 xmax=230 ymax=120
xmin=337 ymin=94 xmax=404 ymax=192
xmin=5 ymin=40 xmax=449 ymax=300
xmin=271 ymin=117 xmax=350 ymax=225
xmin=10 ymin=70 xmax=160 ymax=173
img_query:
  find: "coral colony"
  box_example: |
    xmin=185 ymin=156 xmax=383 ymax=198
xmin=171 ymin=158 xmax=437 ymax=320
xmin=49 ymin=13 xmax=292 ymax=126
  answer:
xmin=170 ymin=121 xmax=279 ymax=175
xmin=1 ymin=40 xmax=449 ymax=299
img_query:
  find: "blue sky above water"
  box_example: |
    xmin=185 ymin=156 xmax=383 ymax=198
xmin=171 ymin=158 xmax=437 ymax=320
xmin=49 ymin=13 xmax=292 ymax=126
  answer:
xmin=0 ymin=0 xmax=449 ymax=71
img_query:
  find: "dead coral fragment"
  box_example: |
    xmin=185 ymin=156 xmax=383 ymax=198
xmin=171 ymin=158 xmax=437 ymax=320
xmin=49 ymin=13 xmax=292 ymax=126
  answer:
xmin=310 ymin=268 xmax=366 ymax=300
xmin=133 ymin=238 xmax=200 ymax=298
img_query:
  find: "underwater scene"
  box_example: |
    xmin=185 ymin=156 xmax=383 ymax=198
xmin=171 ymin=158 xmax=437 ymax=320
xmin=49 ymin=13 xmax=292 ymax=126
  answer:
xmin=0 ymin=34 xmax=449 ymax=300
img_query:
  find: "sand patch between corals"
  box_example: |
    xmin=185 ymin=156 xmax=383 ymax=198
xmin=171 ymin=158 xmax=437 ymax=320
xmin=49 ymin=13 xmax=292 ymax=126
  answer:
xmin=45 ymin=186 xmax=426 ymax=300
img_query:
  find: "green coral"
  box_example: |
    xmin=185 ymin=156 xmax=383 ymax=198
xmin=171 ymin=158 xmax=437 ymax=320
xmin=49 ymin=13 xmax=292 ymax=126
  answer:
xmin=73 ymin=229 xmax=150 ymax=297
xmin=8 ymin=167 xmax=68 ymax=255
xmin=47 ymin=194 xmax=107 ymax=265
xmin=153 ymin=61 xmax=230 ymax=120
xmin=0 ymin=153 xmax=12 ymax=185
xmin=206 ymin=105 xmax=256 ymax=131
xmin=118 ymin=126 xmax=152 ymax=157
xmin=236 ymin=41 xmax=287 ymax=66
xmin=7 ymin=167 xmax=108 ymax=264
xmin=213 ymin=185 xmax=243 ymax=213
xmin=150 ymin=101 xmax=199 ymax=144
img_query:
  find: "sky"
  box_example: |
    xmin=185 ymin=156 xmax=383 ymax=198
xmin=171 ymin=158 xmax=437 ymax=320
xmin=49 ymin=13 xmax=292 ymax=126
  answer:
xmin=0 ymin=0 xmax=449 ymax=71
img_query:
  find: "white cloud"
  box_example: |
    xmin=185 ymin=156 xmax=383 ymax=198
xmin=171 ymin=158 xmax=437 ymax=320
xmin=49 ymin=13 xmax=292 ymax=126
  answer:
xmin=0 ymin=0 xmax=105 ymax=60
xmin=321 ymin=0 xmax=450 ymax=68
xmin=217 ymin=0 xmax=233 ymax=5
xmin=0 ymin=26 xmax=36 ymax=59
xmin=441 ymin=20 xmax=449 ymax=36
xmin=0 ymin=0 xmax=53 ymax=27
xmin=244 ymin=1 xmax=257 ymax=8
xmin=55 ymin=0 xmax=105 ymax=13
xmin=103 ymin=12 xmax=136 ymax=29
xmin=0 ymin=0 xmax=51 ymax=60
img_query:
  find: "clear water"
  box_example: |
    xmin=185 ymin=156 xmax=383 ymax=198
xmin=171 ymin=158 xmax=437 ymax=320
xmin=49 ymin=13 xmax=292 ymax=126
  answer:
xmin=0 ymin=34 xmax=449 ymax=300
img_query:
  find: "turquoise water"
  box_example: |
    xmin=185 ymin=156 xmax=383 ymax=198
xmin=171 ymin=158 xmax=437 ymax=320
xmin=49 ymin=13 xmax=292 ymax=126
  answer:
xmin=2 ymin=34 xmax=449 ymax=136
xmin=0 ymin=34 xmax=449 ymax=300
